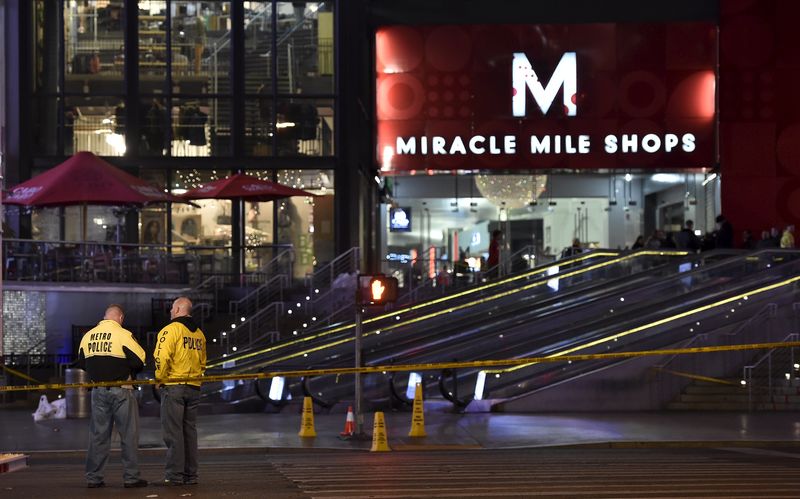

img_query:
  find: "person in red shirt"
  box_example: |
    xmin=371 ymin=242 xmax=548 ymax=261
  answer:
xmin=486 ymin=230 xmax=503 ymax=277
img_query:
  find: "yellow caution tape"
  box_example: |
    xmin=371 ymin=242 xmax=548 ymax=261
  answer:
xmin=651 ymin=367 xmax=740 ymax=386
xmin=213 ymin=250 xmax=687 ymax=370
xmin=487 ymin=272 xmax=800 ymax=374
xmin=208 ymin=250 xmax=625 ymax=368
xmin=1 ymin=340 xmax=797 ymax=393
xmin=0 ymin=364 xmax=42 ymax=384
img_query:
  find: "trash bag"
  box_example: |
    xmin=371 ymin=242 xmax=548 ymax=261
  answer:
xmin=51 ymin=398 xmax=67 ymax=419
xmin=32 ymin=395 xmax=56 ymax=422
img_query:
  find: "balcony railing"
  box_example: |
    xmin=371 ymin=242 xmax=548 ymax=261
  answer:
xmin=2 ymin=238 xmax=292 ymax=286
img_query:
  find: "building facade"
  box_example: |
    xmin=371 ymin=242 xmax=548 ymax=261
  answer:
xmin=4 ymin=0 xmax=800 ymax=355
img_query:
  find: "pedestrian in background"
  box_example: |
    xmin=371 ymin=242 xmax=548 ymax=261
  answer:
xmin=77 ymin=304 xmax=147 ymax=489
xmin=154 ymin=296 xmax=207 ymax=486
xmin=486 ymin=229 xmax=503 ymax=277
xmin=675 ymin=220 xmax=701 ymax=252
xmin=715 ymin=215 xmax=734 ymax=248
xmin=741 ymin=229 xmax=756 ymax=250
xmin=781 ymin=225 xmax=795 ymax=248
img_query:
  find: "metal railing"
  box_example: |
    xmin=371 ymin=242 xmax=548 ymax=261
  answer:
xmin=743 ymin=307 xmax=800 ymax=410
xmin=2 ymin=238 xmax=293 ymax=286
xmin=245 ymin=247 xmax=294 ymax=285
xmin=482 ymin=244 xmax=539 ymax=279
xmin=2 ymin=238 xmax=196 ymax=284
xmin=229 ymin=273 xmax=288 ymax=319
xmin=744 ymin=332 xmax=798 ymax=398
xmin=306 ymin=246 xmax=360 ymax=297
xmin=654 ymin=302 xmax=778 ymax=408
xmin=221 ymin=302 xmax=284 ymax=352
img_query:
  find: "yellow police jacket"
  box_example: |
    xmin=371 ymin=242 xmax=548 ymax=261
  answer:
xmin=154 ymin=316 xmax=206 ymax=386
xmin=77 ymin=319 xmax=146 ymax=383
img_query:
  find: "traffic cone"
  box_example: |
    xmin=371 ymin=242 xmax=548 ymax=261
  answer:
xmin=408 ymin=382 xmax=427 ymax=437
xmin=370 ymin=411 xmax=391 ymax=452
xmin=298 ymin=396 xmax=317 ymax=437
xmin=340 ymin=406 xmax=356 ymax=436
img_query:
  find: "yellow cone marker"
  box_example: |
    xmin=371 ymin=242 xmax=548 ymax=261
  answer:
xmin=370 ymin=411 xmax=391 ymax=452
xmin=298 ymin=396 xmax=317 ymax=437
xmin=408 ymin=383 xmax=427 ymax=437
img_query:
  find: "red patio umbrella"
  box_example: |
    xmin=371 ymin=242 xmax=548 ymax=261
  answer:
xmin=180 ymin=173 xmax=316 ymax=275
xmin=3 ymin=151 xmax=186 ymax=206
xmin=180 ymin=172 xmax=315 ymax=201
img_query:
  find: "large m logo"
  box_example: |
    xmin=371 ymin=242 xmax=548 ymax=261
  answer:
xmin=512 ymin=52 xmax=577 ymax=117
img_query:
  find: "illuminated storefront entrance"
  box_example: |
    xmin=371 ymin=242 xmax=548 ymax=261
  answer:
xmin=375 ymin=21 xmax=718 ymax=280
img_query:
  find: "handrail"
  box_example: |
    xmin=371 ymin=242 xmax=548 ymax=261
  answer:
xmin=743 ymin=330 xmax=798 ymax=377
xmin=206 ymin=2 xmax=271 ymax=58
xmin=655 ymin=303 xmax=777 ymax=371
xmin=307 ymin=246 xmax=360 ymax=294
xmin=222 ymin=301 xmax=284 ymax=351
xmin=744 ymin=331 xmax=800 ymax=409
xmin=482 ymin=244 xmax=537 ymax=279
xmin=229 ymin=273 xmax=288 ymax=317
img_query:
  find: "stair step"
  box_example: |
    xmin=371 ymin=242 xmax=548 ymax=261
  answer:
xmin=684 ymin=385 xmax=748 ymax=395
xmin=668 ymin=401 xmax=751 ymax=411
xmin=680 ymin=394 xmax=752 ymax=403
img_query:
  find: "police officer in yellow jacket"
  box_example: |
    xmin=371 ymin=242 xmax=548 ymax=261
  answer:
xmin=154 ymin=296 xmax=206 ymax=486
xmin=77 ymin=304 xmax=148 ymax=489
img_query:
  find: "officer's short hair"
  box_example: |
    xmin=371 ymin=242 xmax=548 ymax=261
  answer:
xmin=106 ymin=304 xmax=125 ymax=316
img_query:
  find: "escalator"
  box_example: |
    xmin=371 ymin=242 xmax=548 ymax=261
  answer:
xmin=302 ymin=251 xmax=800 ymax=406
xmin=187 ymin=249 xmax=741 ymax=411
xmin=210 ymin=249 xmax=695 ymax=375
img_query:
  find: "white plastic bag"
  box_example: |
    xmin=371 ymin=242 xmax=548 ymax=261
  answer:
xmin=51 ymin=398 xmax=67 ymax=419
xmin=32 ymin=395 xmax=56 ymax=422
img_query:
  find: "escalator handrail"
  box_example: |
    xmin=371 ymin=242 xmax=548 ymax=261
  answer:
xmin=207 ymin=249 xmax=624 ymax=367
xmin=222 ymin=250 xmax=688 ymax=372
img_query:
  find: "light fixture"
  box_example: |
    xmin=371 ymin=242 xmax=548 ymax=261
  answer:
xmin=651 ymin=173 xmax=682 ymax=183
xmin=475 ymin=174 xmax=548 ymax=209
xmin=624 ymin=173 xmax=633 ymax=182
xmin=702 ymin=172 xmax=718 ymax=186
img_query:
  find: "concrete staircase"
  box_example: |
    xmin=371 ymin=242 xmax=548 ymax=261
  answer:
xmin=668 ymin=379 xmax=800 ymax=411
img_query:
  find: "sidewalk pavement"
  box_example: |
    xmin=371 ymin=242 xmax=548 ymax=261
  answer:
xmin=3 ymin=409 xmax=800 ymax=453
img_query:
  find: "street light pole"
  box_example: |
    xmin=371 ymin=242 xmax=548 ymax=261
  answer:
xmin=354 ymin=303 xmax=364 ymax=435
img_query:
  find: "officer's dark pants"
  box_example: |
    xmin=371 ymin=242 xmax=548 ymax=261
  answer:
xmin=161 ymin=384 xmax=201 ymax=483
xmin=86 ymin=387 xmax=141 ymax=485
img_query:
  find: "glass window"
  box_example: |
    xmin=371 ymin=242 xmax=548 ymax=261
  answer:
xmin=139 ymin=98 xmax=169 ymax=155
xmin=34 ymin=1 xmax=61 ymax=95
xmin=276 ymin=169 xmax=334 ymax=277
xmin=244 ymin=97 xmax=274 ymax=156
xmin=171 ymin=97 xmax=231 ymax=156
xmin=171 ymin=169 xmax=231 ymax=248
xmin=32 ymin=97 xmax=59 ymax=156
xmin=57 ymin=205 xmax=121 ymax=242
xmin=276 ymin=2 xmax=333 ymax=94
xmin=65 ymin=96 xmax=127 ymax=156
xmin=242 ymin=170 xmax=275 ymax=272
xmin=244 ymin=1 xmax=273 ymax=91
xmin=276 ymin=98 xmax=333 ymax=156
xmin=64 ymin=0 xmax=125 ymax=94
xmin=171 ymin=1 xmax=231 ymax=87
xmin=138 ymin=1 xmax=168 ymax=84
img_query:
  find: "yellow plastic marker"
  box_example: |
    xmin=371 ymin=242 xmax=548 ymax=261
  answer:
xmin=408 ymin=383 xmax=427 ymax=437
xmin=370 ymin=412 xmax=391 ymax=452
xmin=298 ymin=396 xmax=317 ymax=438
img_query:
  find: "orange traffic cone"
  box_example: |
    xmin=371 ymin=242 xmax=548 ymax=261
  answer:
xmin=340 ymin=406 xmax=356 ymax=436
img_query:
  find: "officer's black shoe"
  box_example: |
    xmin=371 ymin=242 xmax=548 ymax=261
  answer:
xmin=184 ymin=479 xmax=198 ymax=485
xmin=124 ymin=479 xmax=148 ymax=488
xmin=87 ymin=482 xmax=105 ymax=489
xmin=164 ymin=479 xmax=184 ymax=486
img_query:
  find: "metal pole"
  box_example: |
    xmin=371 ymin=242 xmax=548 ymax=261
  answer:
xmin=354 ymin=303 xmax=364 ymax=435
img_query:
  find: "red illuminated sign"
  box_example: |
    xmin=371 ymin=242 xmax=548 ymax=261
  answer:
xmin=376 ymin=23 xmax=717 ymax=172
